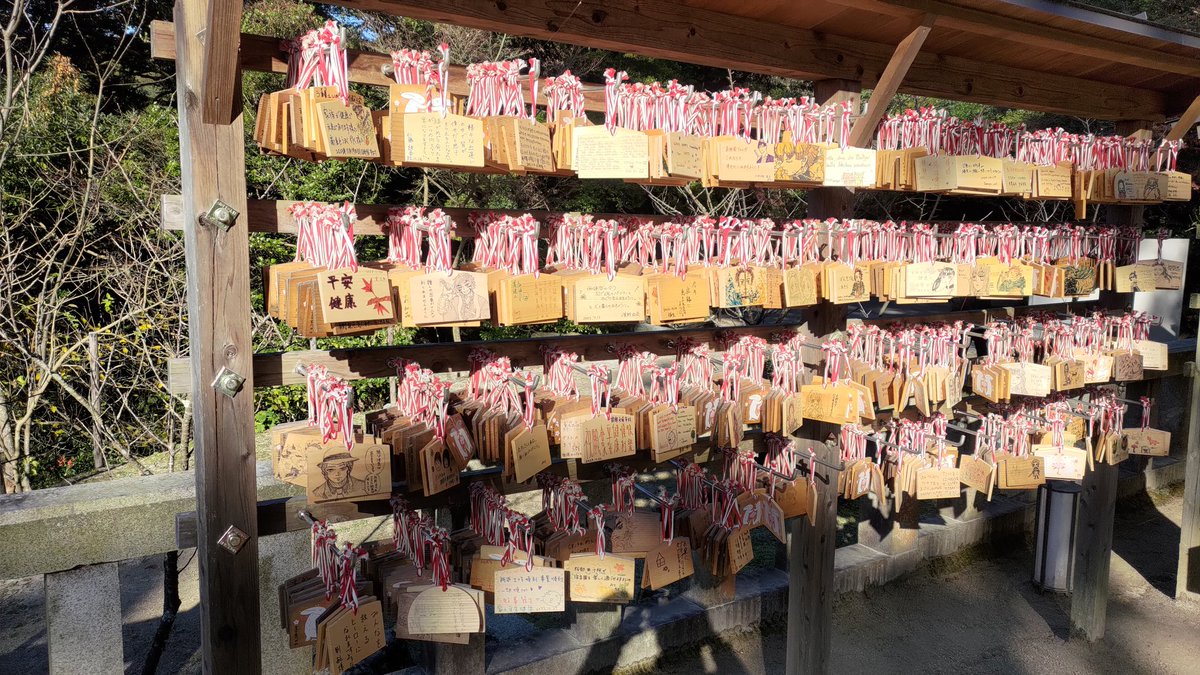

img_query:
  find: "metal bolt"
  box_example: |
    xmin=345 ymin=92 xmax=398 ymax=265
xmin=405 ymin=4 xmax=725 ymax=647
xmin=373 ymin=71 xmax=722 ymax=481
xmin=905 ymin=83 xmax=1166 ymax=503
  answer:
xmin=218 ymin=525 xmax=249 ymax=554
xmin=201 ymin=199 xmax=239 ymax=231
xmin=212 ymin=205 xmax=233 ymax=226
xmin=210 ymin=366 xmax=245 ymax=398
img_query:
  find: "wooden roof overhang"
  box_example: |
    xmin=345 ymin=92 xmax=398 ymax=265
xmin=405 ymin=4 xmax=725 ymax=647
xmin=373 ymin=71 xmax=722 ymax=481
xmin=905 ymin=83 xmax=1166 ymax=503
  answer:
xmin=285 ymin=0 xmax=1200 ymax=125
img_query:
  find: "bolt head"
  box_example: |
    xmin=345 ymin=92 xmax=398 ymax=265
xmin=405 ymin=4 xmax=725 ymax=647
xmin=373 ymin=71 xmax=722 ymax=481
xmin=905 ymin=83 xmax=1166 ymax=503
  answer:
xmin=218 ymin=525 xmax=249 ymax=554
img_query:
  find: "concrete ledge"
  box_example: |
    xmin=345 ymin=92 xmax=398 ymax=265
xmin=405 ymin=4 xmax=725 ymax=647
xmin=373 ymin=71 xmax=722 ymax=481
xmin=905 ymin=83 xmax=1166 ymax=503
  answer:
xmin=0 ymin=462 xmax=298 ymax=579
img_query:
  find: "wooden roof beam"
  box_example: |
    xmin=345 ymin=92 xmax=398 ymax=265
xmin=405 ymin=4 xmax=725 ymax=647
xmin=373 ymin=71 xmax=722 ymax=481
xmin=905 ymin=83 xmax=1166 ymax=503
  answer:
xmin=824 ymin=0 xmax=1200 ymax=78
xmin=1166 ymin=95 xmax=1200 ymax=142
xmin=848 ymin=15 xmax=933 ymax=148
xmin=199 ymin=0 xmax=243 ymax=124
xmin=325 ymin=0 xmax=1165 ymax=120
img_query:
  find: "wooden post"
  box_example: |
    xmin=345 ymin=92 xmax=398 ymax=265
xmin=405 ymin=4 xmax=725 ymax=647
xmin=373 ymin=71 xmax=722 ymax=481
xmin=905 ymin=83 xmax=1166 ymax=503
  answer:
xmin=785 ymin=78 xmax=859 ymax=675
xmin=174 ymin=0 xmax=261 ymax=671
xmin=1177 ymin=267 xmax=1200 ymax=603
xmin=1070 ymin=120 xmax=1147 ymax=639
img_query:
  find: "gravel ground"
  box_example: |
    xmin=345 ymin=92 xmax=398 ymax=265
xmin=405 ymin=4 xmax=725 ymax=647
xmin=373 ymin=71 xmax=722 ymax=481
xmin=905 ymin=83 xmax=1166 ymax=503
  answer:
xmin=632 ymin=489 xmax=1200 ymax=675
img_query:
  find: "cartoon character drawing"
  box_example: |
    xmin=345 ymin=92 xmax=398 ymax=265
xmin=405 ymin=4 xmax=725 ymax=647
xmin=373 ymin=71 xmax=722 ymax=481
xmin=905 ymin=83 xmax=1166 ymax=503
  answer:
xmin=1143 ymin=178 xmax=1162 ymax=201
xmin=1063 ymin=263 xmax=1095 ymax=295
xmin=850 ymin=269 xmax=866 ymax=297
xmin=300 ymin=605 xmax=326 ymax=640
xmin=997 ymin=267 xmax=1026 ymax=293
xmin=725 ymin=268 xmax=761 ymax=306
xmin=313 ymin=448 xmax=367 ymax=500
xmin=754 ymin=140 xmax=775 ymax=165
xmin=1128 ymin=270 xmax=1145 ymax=292
xmin=1116 ymin=177 xmax=1133 ymax=200
xmin=437 ymin=274 xmax=482 ymax=320
xmin=774 ymin=140 xmax=823 ymax=181
xmin=931 ymin=267 xmax=956 ymax=292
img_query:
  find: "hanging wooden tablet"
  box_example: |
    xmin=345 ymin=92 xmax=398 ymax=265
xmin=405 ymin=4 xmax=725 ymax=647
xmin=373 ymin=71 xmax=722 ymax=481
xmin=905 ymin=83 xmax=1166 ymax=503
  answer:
xmin=408 ymin=271 xmax=491 ymax=325
xmin=1125 ymin=427 xmax=1170 ymax=456
xmin=712 ymin=136 xmax=775 ymax=183
xmin=665 ymin=132 xmax=705 ymax=180
xmin=649 ymin=405 xmax=698 ymax=461
xmin=316 ymin=99 xmax=381 ymax=160
xmin=770 ymin=133 xmax=824 ymax=186
xmin=272 ymin=423 xmax=317 ymax=486
xmin=646 ymin=270 xmax=711 ymax=324
xmin=1160 ymin=170 xmax=1191 ymax=201
xmin=408 ymin=585 xmax=484 ymax=634
xmin=420 ymin=439 xmax=460 ymax=497
xmin=726 ymin=525 xmax=755 ymax=575
xmin=305 ymin=438 xmax=390 ymax=504
xmin=644 ymin=537 xmax=694 ymax=590
xmin=782 ymin=264 xmax=821 ymax=307
xmin=393 ymin=586 xmax=471 ymax=645
xmin=957 ymin=454 xmax=994 ymax=495
xmin=1114 ymin=263 xmax=1155 ymax=293
xmin=1032 ymin=445 xmax=1087 ymax=480
xmin=824 ymin=264 xmax=871 ymax=304
xmin=1032 ymin=162 xmax=1073 ymax=199
xmin=916 ymin=466 xmax=961 ymax=500
xmin=984 ymin=263 xmax=1034 ymax=297
xmin=493 ymin=566 xmax=566 ymax=614
xmin=1134 ymin=339 xmax=1168 ymax=370
xmin=495 ymin=273 xmax=563 ymax=325
xmin=1144 ymin=258 xmax=1184 ymax=290
xmin=319 ymin=598 xmax=385 ymax=675
xmin=995 ymin=456 xmax=1045 ymax=490
xmin=565 ymin=554 xmax=636 ymax=603
xmin=1111 ymin=350 xmax=1144 ymax=381
xmin=570 ymin=274 xmax=646 ymax=323
xmin=713 ymin=266 xmax=764 ymax=308
xmin=1001 ymin=159 xmax=1034 ymax=196
xmin=610 ymin=511 xmax=665 ymax=557
xmin=315 ymin=267 xmax=396 ymax=325
xmin=823 ymin=146 xmax=877 ymax=187
xmin=572 ymin=126 xmax=650 ymax=179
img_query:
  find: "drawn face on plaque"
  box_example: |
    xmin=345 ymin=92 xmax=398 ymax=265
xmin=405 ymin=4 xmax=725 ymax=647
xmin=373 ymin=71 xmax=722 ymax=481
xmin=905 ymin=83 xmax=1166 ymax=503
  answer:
xmin=316 ymin=450 xmax=365 ymax=499
xmin=438 ymin=275 xmax=482 ymax=320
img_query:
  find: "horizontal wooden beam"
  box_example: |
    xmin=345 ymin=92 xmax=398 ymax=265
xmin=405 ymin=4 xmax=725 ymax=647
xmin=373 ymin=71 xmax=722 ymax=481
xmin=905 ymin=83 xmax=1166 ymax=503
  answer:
xmin=321 ymin=0 xmax=1165 ymax=120
xmin=165 ymin=321 xmax=819 ymax=394
xmin=159 ymin=194 xmax=671 ymax=236
xmin=825 ymin=0 xmax=1200 ymax=78
xmin=149 ymin=20 xmax=606 ymax=113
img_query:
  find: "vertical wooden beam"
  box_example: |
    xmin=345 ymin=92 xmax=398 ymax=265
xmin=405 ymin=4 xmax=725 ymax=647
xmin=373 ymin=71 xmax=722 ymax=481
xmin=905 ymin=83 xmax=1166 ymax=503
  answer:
xmin=175 ymin=0 xmax=261 ymax=671
xmin=1177 ymin=237 xmax=1200 ymax=602
xmin=786 ymin=78 xmax=860 ymax=675
xmin=1166 ymin=95 xmax=1200 ymax=142
xmin=201 ymin=0 xmax=244 ymax=124
xmin=847 ymin=15 xmax=934 ymax=149
xmin=1070 ymin=119 xmax=1147 ymax=639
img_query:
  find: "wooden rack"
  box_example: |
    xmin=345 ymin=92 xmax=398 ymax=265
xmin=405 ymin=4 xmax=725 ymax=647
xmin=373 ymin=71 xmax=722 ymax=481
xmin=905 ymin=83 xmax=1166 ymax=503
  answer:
xmin=161 ymin=1 xmax=1200 ymax=673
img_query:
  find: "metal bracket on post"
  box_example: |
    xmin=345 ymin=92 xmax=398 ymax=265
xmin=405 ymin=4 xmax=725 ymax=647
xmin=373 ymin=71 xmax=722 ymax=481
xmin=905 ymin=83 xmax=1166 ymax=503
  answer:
xmin=217 ymin=525 xmax=249 ymax=554
xmin=200 ymin=199 xmax=239 ymax=231
xmin=211 ymin=366 xmax=245 ymax=398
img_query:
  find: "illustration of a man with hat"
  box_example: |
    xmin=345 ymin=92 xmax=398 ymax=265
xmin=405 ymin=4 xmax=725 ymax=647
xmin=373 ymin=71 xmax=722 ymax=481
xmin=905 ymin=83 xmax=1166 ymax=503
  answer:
xmin=314 ymin=448 xmax=367 ymax=500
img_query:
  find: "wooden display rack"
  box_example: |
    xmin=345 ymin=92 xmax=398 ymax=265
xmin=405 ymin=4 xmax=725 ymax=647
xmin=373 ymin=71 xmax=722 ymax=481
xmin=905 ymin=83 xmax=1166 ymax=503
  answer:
xmin=161 ymin=1 xmax=1200 ymax=673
